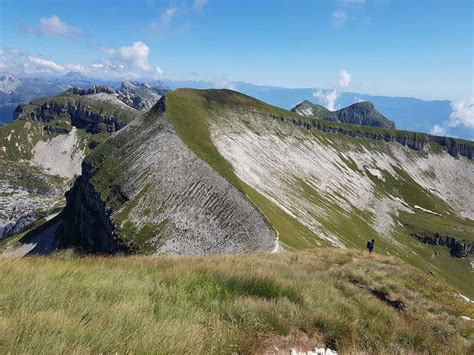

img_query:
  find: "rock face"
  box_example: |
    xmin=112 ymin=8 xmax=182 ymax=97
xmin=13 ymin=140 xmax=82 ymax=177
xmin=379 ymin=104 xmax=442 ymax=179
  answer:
xmin=413 ymin=234 xmax=474 ymax=258
xmin=58 ymin=167 xmax=125 ymax=253
xmin=117 ymin=81 xmax=167 ymax=111
xmin=56 ymin=96 xmax=277 ymax=255
xmin=0 ymin=159 xmax=64 ymax=240
xmin=271 ymin=113 xmax=473 ymax=159
xmin=15 ymin=98 xmax=128 ymax=134
xmin=430 ymin=136 xmax=474 ymax=160
xmin=0 ymin=74 xmax=21 ymax=94
xmin=67 ymin=82 xmax=168 ymax=112
xmin=291 ymin=100 xmax=396 ymax=129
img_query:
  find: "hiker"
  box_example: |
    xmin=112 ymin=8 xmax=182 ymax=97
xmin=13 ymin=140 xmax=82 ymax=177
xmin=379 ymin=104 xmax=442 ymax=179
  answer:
xmin=367 ymin=239 xmax=375 ymax=253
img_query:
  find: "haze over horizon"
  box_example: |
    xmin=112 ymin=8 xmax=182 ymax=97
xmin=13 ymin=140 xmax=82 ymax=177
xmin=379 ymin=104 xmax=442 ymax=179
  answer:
xmin=0 ymin=0 xmax=473 ymax=138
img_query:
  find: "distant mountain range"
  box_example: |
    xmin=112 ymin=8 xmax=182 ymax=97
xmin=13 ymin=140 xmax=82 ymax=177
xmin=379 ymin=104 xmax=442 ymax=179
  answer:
xmin=0 ymin=73 xmax=468 ymax=140
xmin=0 ymin=73 xmax=169 ymax=125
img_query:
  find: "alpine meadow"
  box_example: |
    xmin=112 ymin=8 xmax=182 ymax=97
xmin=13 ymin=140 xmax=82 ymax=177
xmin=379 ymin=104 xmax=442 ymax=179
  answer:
xmin=0 ymin=0 xmax=473 ymax=354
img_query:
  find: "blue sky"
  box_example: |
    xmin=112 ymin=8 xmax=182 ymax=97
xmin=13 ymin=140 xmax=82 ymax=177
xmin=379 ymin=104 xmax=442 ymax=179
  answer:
xmin=0 ymin=0 xmax=472 ymax=101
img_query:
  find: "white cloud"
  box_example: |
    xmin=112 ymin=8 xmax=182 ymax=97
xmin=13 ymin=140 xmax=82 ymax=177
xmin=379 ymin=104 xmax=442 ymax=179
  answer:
xmin=338 ymin=69 xmax=351 ymax=88
xmin=1 ymin=46 xmax=164 ymax=79
xmin=27 ymin=55 xmax=86 ymax=74
xmin=314 ymin=89 xmax=338 ymax=111
xmin=28 ymin=56 xmax=66 ymax=73
xmin=193 ymin=0 xmax=208 ymax=11
xmin=331 ymin=11 xmax=347 ymax=26
xmin=102 ymin=41 xmax=164 ymax=76
xmin=118 ymin=41 xmax=152 ymax=71
xmin=429 ymin=124 xmax=447 ymax=136
xmin=22 ymin=16 xmax=82 ymax=38
xmin=429 ymin=98 xmax=474 ymax=138
xmin=447 ymin=98 xmax=474 ymax=129
xmin=161 ymin=6 xmax=178 ymax=24
xmin=312 ymin=70 xmax=353 ymax=111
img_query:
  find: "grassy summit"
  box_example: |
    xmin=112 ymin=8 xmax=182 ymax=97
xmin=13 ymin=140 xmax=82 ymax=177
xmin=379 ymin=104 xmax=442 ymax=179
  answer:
xmin=0 ymin=249 xmax=472 ymax=353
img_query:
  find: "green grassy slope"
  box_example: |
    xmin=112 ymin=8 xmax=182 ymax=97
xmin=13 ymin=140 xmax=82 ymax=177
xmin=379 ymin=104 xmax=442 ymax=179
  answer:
xmin=166 ymin=88 xmax=474 ymax=297
xmin=167 ymin=89 xmax=330 ymax=250
xmin=0 ymin=119 xmax=55 ymax=161
xmin=0 ymin=249 xmax=472 ymax=354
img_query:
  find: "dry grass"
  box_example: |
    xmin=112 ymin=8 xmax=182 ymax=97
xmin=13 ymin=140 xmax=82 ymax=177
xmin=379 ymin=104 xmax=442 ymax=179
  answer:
xmin=0 ymin=249 xmax=472 ymax=354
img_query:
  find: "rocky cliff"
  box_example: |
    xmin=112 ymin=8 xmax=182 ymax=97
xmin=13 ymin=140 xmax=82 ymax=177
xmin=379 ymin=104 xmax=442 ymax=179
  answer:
xmin=270 ymin=112 xmax=473 ymax=159
xmin=55 ymin=96 xmax=277 ymax=255
xmin=117 ymin=81 xmax=167 ymax=111
xmin=14 ymin=95 xmax=131 ymax=134
xmin=58 ymin=163 xmax=126 ymax=253
xmin=413 ymin=233 xmax=473 ymax=258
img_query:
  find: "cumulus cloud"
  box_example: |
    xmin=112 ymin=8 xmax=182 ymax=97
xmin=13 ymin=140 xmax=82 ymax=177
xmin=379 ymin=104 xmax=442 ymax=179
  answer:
xmin=1 ymin=44 xmax=163 ymax=79
xmin=331 ymin=11 xmax=347 ymax=26
xmin=27 ymin=55 xmax=86 ymax=74
xmin=338 ymin=69 xmax=351 ymax=88
xmin=103 ymin=41 xmax=162 ymax=76
xmin=313 ymin=70 xmax=352 ymax=111
xmin=447 ymin=98 xmax=474 ymax=129
xmin=314 ymin=89 xmax=338 ymax=111
xmin=118 ymin=41 xmax=152 ymax=71
xmin=429 ymin=98 xmax=474 ymax=138
xmin=28 ymin=56 xmax=66 ymax=73
xmin=22 ymin=16 xmax=82 ymax=38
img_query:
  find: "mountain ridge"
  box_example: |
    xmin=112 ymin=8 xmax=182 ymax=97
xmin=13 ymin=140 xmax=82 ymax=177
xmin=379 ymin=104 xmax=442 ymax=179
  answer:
xmin=1 ymin=88 xmax=473 ymax=298
xmin=1 ymin=73 xmax=466 ymax=139
xmin=290 ymin=99 xmax=396 ymax=129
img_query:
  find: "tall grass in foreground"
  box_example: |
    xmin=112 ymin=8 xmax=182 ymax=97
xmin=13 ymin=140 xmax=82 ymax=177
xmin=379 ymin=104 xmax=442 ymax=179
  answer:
xmin=0 ymin=249 xmax=472 ymax=354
